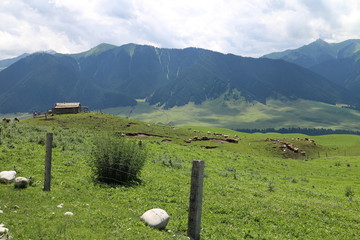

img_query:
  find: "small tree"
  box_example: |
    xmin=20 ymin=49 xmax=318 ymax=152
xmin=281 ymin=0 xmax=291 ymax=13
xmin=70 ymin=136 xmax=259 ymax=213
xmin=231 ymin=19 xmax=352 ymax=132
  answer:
xmin=90 ymin=135 xmax=147 ymax=185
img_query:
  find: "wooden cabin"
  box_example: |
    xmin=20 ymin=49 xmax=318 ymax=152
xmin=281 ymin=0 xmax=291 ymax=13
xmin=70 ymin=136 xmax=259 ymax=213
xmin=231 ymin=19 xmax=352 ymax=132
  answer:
xmin=52 ymin=102 xmax=82 ymax=114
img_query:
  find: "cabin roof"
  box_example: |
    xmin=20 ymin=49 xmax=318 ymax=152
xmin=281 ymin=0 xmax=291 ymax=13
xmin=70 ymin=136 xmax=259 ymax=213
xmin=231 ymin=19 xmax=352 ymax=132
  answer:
xmin=54 ymin=102 xmax=81 ymax=109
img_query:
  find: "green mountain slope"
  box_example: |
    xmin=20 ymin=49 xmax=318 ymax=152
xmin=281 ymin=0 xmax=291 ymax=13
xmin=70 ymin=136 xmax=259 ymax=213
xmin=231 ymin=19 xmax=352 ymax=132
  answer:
xmin=263 ymin=39 xmax=360 ymax=93
xmin=263 ymin=39 xmax=360 ymax=68
xmin=0 ymin=52 xmax=136 ymax=113
xmin=148 ymin=52 xmax=357 ymax=108
xmin=105 ymin=98 xmax=360 ymax=131
xmin=70 ymin=43 xmax=117 ymax=58
xmin=0 ymin=43 xmax=358 ymax=114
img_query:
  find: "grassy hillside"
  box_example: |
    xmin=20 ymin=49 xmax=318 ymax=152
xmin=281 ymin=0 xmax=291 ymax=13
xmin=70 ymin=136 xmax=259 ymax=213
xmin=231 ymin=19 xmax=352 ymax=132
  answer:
xmin=0 ymin=113 xmax=359 ymax=239
xmin=105 ymin=98 xmax=360 ymax=131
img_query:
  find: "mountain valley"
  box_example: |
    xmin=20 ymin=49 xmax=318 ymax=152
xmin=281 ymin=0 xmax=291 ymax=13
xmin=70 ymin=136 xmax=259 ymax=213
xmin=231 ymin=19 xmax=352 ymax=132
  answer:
xmin=1 ymin=40 xmax=360 ymax=130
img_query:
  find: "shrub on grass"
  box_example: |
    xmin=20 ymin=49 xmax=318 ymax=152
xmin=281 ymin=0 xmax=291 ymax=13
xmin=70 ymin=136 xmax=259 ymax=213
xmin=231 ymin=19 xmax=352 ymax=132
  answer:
xmin=345 ymin=186 xmax=355 ymax=200
xmin=90 ymin=136 xmax=147 ymax=185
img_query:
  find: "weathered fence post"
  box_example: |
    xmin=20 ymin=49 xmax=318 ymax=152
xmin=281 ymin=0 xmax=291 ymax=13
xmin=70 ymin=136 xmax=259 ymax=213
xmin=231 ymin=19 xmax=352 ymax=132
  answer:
xmin=44 ymin=132 xmax=53 ymax=191
xmin=188 ymin=160 xmax=205 ymax=240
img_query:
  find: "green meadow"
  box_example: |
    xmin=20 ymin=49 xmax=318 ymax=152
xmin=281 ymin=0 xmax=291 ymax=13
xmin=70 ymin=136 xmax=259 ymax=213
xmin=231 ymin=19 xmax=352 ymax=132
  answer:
xmin=104 ymin=98 xmax=360 ymax=131
xmin=0 ymin=113 xmax=359 ymax=239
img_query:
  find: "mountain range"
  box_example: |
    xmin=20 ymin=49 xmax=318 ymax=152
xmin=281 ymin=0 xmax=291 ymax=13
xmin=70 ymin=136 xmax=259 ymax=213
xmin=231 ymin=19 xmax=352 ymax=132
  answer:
xmin=0 ymin=40 xmax=360 ymax=116
xmin=263 ymin=39 xmax=360 ymax=93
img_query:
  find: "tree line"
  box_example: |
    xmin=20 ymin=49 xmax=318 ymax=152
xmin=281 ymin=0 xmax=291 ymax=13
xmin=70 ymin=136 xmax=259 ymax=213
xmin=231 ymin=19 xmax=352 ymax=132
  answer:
xmin=235 ymin=127 xmax=360 ymax=136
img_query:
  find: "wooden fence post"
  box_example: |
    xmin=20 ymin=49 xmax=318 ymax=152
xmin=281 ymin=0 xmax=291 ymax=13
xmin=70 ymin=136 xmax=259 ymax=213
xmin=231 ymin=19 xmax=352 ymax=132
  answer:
xmin=44 ymin=132 xmax=53 ymax=191
xmin=188 ymin=160 xmax=205 ymax=240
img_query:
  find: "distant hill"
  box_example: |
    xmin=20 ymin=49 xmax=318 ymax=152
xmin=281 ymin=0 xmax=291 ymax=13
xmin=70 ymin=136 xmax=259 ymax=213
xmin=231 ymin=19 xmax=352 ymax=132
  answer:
xmin=0 ymin=50 xmax=59 ymax=72
xmin=263 ymin=39 xmax=360 ymax=94
xmin=0 ymin=43 xmax=359 ymax=113
xmin=0 ymin=53 xmax=29 ymax=71
xmin=262 ymin=39 xmax=360 ymax=68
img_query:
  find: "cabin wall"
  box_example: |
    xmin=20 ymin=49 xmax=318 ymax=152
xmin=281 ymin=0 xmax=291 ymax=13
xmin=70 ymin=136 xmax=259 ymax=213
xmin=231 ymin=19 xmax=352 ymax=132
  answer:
xmin=52 ymin=107 xmax=81 ymax=114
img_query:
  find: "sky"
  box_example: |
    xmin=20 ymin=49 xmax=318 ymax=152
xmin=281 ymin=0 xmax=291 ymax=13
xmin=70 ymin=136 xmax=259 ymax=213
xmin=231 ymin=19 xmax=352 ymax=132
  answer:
xmin=1 ymin=0 xmax=360 ymax=60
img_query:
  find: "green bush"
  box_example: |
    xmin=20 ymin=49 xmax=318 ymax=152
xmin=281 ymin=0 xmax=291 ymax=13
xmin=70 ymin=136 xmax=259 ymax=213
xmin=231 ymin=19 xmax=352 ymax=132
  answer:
xmin=90 ymin=136 xmax=147 ymax=185
xmin=345 ymin=186 xmax=355 ymax=200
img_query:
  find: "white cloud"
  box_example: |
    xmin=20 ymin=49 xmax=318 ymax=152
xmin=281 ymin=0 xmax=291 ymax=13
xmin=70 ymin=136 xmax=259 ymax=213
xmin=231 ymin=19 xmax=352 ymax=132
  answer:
xmin=1 ymin=0 xmax=360 ymax=59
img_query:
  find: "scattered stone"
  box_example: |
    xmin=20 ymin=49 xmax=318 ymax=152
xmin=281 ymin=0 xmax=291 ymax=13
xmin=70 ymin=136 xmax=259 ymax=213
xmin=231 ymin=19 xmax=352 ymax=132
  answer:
xmin=0 ymin=224 xmax=9 ymax=240
xmin=0 ymin=171 xmax=16 ymax=184
xmin=57 ymin=203 xmax=64 ymax=208
xmin=0 ymin=210 xmax=3 ymax=214
xmin=140 ymin=208 xmax=170 ymax=230
xmin=265 ymin=138 xmax=306 ymax=155
xmin=13 ymin=205 xmax=19 ymax=209
xmin=14 ymin=177 xmax=29 ymax=189
xmin=64 ymin=212 xmax=74 ymax=216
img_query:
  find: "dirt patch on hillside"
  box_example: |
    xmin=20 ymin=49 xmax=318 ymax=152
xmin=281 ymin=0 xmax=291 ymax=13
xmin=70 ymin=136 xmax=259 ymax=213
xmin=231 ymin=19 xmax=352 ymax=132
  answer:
xmin=115 ymin=132 xmax=170 ymax=139
xmin=184 ymin=136 xmax=239 ymax=144
xmin=201 ymin=146 xmax=219 ymax=149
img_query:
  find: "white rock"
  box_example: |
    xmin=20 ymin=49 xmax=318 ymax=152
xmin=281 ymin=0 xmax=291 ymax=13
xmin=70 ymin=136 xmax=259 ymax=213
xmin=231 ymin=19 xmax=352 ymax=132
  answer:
xmin=140 ymin=208 xmax=170 ymax=230
xmin=14 ymin=177 xmax=29 ymax=189
xmin=57 ymin=203 xmax=64 ymax=208
xmin=64 ymin=212 xmax=74 ymax=216
xmin=0 ymin=226 xmax=8 ymax=233
xmin=0 ymin=210 xmax=3 ymax=214
xmin=0 ymin=224 xmax=9 ymax=239
xmin=0 ymin=171 xmax=16 ymax=184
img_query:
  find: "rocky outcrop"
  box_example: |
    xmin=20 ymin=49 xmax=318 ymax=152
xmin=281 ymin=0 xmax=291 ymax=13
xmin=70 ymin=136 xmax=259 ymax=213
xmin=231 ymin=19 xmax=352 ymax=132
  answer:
xmin=266 ymin=138 xmax=308 ymax=155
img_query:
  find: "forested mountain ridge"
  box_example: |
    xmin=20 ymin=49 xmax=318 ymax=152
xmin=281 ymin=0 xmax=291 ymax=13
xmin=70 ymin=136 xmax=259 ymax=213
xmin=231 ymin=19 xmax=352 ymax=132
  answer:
xmin=262 ymin=39 xmax=360 ymax=68
xmin=263 ymin=39 xmax=360 ymax=94
xmin=0 ymin=43 xmax=358 ymax=113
